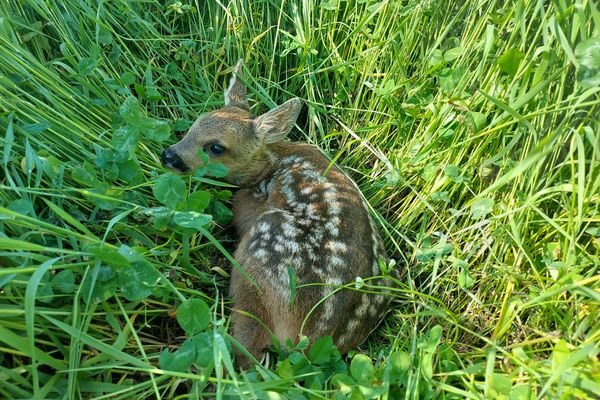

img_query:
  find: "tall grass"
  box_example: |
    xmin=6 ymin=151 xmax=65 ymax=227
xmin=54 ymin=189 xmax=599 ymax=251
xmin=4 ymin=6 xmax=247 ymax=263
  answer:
xmin=0 ymin=0 xmax=598 ymax=398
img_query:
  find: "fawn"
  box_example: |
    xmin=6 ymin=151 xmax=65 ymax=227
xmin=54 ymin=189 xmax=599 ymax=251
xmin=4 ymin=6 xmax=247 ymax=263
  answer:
xmin=162 ymin=60 xmax=393 ymax=368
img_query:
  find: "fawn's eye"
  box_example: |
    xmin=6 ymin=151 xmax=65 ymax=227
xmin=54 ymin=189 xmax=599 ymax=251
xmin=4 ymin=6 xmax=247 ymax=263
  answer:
xmin=206 ymin=143 xmax=226 ymax=156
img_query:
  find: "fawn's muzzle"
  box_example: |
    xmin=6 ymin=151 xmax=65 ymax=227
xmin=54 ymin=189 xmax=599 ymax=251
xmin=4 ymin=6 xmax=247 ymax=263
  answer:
xmin=161 ymin=148 xmax=188 ymax=172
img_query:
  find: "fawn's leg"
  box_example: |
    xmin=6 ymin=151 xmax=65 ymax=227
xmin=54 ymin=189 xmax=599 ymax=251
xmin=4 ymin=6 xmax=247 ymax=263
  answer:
xmin=230 ymin=188 xmax=273 ymax=368
xmin=229 ymin=272 xmax=272 ymax=369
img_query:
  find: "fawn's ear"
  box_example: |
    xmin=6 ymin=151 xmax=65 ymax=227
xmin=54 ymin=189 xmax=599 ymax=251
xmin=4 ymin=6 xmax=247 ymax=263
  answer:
xmin=254 ymin=98 xmax=301 ymax=143
xmin=224 ymin=59 xmax=249 ymax=110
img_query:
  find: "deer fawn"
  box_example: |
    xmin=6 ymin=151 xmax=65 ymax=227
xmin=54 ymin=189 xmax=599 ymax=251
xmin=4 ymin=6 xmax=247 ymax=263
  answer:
xmin=162 ymin=60 xmax=392 ymax=368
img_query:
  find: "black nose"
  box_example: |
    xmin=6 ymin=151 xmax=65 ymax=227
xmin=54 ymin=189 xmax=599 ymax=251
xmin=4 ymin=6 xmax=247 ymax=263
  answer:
xmin=161 ymin=148 xmax=188 ymax=172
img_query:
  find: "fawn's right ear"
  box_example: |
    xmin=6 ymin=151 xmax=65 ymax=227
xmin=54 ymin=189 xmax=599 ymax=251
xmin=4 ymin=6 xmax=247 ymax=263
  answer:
xmin=254 ymin=98 xmax=302 ymax=144
xmin=224 ymin=59 xmax=249 ymax=110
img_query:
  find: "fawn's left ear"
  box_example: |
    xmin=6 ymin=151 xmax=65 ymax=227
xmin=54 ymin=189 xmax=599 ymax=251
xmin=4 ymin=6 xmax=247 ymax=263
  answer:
xmin=224 ymin=59 xmax=249 ymax=110
xmin=254 ymin=98 xmax=302 ymax=144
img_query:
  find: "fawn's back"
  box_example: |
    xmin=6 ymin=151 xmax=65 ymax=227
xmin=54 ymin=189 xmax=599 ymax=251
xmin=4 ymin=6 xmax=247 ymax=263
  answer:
xmin=162 ymin=60 xmax=392 ymax=367
xmin=231 ymin=142 xmax=390 ymax=349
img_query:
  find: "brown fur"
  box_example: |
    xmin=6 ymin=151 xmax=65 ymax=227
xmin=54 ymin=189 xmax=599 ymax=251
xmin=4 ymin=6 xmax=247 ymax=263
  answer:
xmin=163 ymin=61 xmax=393 ymax=369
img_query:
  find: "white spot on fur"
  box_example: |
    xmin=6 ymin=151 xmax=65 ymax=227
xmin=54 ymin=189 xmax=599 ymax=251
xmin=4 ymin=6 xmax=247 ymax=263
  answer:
xmin=328 ymin=201 xmax=342 ymax=215
xmin=325 ymin=221 xmax=340 ymax=237
xmin=258 ymin=222 xmax=270 ymax=233
xmin=326 ymin=277 xmax=343 ymax=286
xmin=369 ymin=304 xmax=379 ymax=316
xmin=253 ymin=248 xmax=268 ymax=260
xmin=301 ymin=186 xmax=313 ymax=195
xmin=330 ymin=255 xmax=345 ymax=267
xmin=284 ymin=240 xmax=300 ymax=253
xmin=297 ymin=218 xmax=312 ymax=227
xmin=347 ymin=318 xmax=360 ymax=332
xmin=355 ymin=296 xmax=370 ymax=318
xmin=326 ymin=240 xmax=347 ymax=253
xmin=261 ymin=232 xmax=272 ymax=241
xmin=282 ymin=222 xmax=302 ymax=238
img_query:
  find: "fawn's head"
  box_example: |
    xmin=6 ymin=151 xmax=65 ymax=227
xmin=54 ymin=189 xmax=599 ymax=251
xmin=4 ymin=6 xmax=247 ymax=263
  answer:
xmin=161 ymin=60 xmax=301 ymax=186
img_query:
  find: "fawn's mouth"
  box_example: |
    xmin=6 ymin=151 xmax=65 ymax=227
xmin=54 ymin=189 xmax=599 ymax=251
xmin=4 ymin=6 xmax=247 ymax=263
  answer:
xmin=161 ymin=148 xmax=189 ymax=173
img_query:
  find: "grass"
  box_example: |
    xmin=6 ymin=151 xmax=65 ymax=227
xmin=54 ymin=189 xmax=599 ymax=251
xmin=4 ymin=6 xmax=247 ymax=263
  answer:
xmin=0 ymin=0 xmax=599 ymax=398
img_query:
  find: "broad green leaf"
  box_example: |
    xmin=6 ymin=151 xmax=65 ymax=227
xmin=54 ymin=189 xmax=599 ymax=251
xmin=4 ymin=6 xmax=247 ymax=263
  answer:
xmin=153 ymin=173 xmax=186 ymax=209
xmin=89 ymin=183 xmax=122 ymax=210
xmin=119 ymin=96 xmax=143 ymax=125
xmin=443 ymin=164 xmax=459 ymax=177
xmin=98 ymin=28 xmax=112 ymax=45
xmin=146 ymin=206 xmax=174 ymax=229
xmin=331 ymin=374 xmax=356 ymax=394
xmin=321 ymin=0 xmax=337 ymax=11
xmin=415 ymin=243 xmax=453 ymax=262
xmin=443 ymin=46 xmax=463 ymax=62
xmin=437 ymin=67 xmax=466 ymax=92
xmin=420 ymin=353 xmax=434 ymax=379
xmin=89 ymin=245 xmax=130 ymax=268
xmin=8 ymin=199 xmax=34 ymax=216
xmin=296 ymin=336 xmax=310 ymax=350
xmin=120 ymin=71 xmax=136 ymax=85
xmin=145 ymin=87 xmax=162 ymax=101
xmin=159 ymin=338 xmax=196 ymax=372
xmin=417 ymin=325 xmax=442 ymax=354
xmin=174 ymin=119 xmax=192 ymax=131
xmin=196 ymin=149 xmax=210 ymax=167
xmin=498 ymin=49 xmax=525 ymax=76
xmin=389 ymin=350 xmax=411 ymax=383
xmin=208 ymin=200 xmax=233 ymax=225
xmin=551 ymin=340 xmax=570 ymax=370
xmin=192 ymin=332 xmax=214 ymax=367
xmin=177 ymin=298 xmax=211 ymax=335
xmin=470 ymin=198 xmax=494 ymax=219
xmin=112 ymin=125 xmax=139 ymax=159
xmin=117 ymin=159 xmax=143 ymax=184
xmin=72 ymin=162 xmax=99 ymax=187
xmin=80 ymin=267 xmax=117 ymax=304
xmin=458 ymin=266 xmax=475 ymax=289
xmin=52 ymin=270 xmax=75 ymax=293
xmin=430 ymin=191 xmax=450 ymax=203
xmin=21 ymin=122 xmax=51 ymax=134
xmin=429 ymin=49 xmax=444 ymax=68
xmin=277 ymin=359 xmax=295 ymax=379
xmin=468 ymin=111 xmax=487 ymax=132
xmin=358 ymin=384 xmax=387 ymax=398
xmin=142 ymin=119 xmax=171 ymax=142
xmin=76 ymin=57 xmax=97 ymax=76
xmin=173 ymin=211 xmax=212 ymax=230
xmin=574 ymin=37 xmax=600 ymax=89
xmin=205 ymin=162 xmax=228 ymax=178
xmin=309 ymin=336 xmax=339 ymax=364
xmin=116 ymin=260 xmax=160 ymax=301
xmin=489 ymin=373 xmax=512 ymax=396
xmin=185 ymin=190 xmax=211 ymax=211
xmin=350 ymin=354 xmax=374 ymax=385
xmin=510 ymin=384 xmax=534 ymax=400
